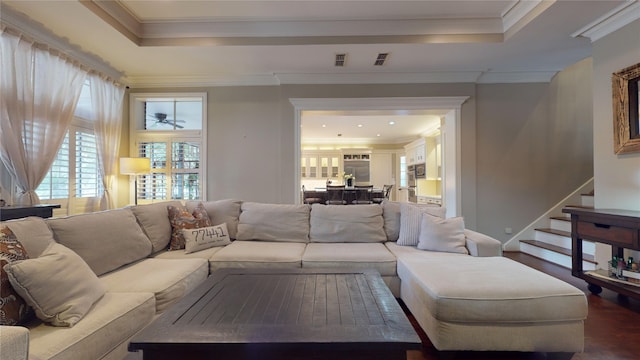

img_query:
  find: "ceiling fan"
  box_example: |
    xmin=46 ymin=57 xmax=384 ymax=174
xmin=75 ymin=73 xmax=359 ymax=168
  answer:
xmin=146 ymin=112 xmax=185 ymax=129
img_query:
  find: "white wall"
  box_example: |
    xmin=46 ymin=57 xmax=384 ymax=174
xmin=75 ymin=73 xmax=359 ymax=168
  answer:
xmin=592 ymin=19 xmax=640 ymax=210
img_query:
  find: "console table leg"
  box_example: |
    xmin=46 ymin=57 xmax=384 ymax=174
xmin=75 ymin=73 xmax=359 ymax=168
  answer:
xmin=588 ymin=283 xmax=602 ymax=295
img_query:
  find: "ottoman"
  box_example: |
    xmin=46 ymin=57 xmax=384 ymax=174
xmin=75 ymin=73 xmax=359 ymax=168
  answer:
xmin=397 ymin=256 xmax=587 ymax=353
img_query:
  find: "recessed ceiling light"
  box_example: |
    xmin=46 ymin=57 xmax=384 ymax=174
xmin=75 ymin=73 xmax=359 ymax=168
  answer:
xmin=388 ymin=121 xmax=395 ymax=125
xmin=357 ymin=124 xmax=363 ymax=128
xmin=376 ymin=134 xmax=381 ymax=137
xmin=322 ymin=124 xmax=326 ymax=127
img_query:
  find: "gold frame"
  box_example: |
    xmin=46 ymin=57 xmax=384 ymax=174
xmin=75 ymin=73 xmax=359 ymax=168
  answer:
xmin=612 ymin=62 xmax=640 ymax=154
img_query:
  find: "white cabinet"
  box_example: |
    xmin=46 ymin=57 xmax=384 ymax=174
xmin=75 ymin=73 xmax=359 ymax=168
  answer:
xmin=404 ymin=138 xmax=426 ymax=165
xmin=301 ymin=151 xmax=340 ymax=179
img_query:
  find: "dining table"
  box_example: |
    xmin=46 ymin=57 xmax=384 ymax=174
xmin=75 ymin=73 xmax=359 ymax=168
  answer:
xmin=302 ymin=186 xmax=383 ymax=204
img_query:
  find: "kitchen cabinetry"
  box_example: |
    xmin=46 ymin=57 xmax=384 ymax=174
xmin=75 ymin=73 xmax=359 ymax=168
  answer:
xmin=562 ymin=207 xmax=640 ymax=300
xmin=425 ymin=136 xmax=441 ymax=180
xmin=404 ymin=139 xmax=425 ymax=165
xmin=301 ymin=151 xmax=340 ymax=179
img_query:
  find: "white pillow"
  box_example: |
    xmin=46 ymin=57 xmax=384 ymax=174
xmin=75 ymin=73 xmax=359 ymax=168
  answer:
xmin=4 ymin=242 xmax=106 ymax=327
xmin=182 ymin=223 xmax=231 ymax=254
xmin=417 ymin=215 xmax=469 ymax=254
xmin=397 ymin=203 xmax=446 ymax=246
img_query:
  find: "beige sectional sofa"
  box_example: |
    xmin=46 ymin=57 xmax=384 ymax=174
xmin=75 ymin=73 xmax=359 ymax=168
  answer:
xmin=0 ymin=199 xmax=587 ymax=360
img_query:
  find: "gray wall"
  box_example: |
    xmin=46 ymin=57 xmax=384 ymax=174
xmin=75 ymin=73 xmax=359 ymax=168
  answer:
xmin=475 ymin=59 xmax=594 ymax=241
xmin=592 ymin=18 xmax=640 ymax=210
xmin=127 ymin=64 xmax=593 ymax=239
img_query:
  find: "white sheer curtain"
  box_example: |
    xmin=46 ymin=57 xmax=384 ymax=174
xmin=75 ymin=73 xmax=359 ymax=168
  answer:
xmin=90 ymin=73 xmax=125 ymax=210
xmin=0 ymin=26 xmax=87 ymax=205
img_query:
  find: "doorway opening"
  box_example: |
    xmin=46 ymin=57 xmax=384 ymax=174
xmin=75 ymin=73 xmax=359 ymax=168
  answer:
xmin=290 ymin=97 xmax=468 ymax=218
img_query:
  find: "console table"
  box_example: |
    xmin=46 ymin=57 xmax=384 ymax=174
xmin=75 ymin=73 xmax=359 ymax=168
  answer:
xmin=0 ymin=204 xmax=61 ymax=221
xmin=562 ymin=207 xmax=640 ymax=299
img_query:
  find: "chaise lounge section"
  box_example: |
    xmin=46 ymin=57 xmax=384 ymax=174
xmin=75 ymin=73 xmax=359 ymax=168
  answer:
xmin=0 ymin=199 xmax=587 ymax=359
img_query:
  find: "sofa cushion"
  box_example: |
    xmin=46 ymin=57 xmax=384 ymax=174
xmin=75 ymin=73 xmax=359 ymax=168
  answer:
xmin=100 ymin=258 xmax=208 ymax=313
xmin=309 ymin=204 xmax=386 ymax=243
xmin=2 ymin=216 xmax=55 ymax=257
xmin=151 ymin=246 xmax=223 ymax=273
xmin=236 ymin=202 xmax=310 ymax=243
xmin=417 ymin=215 xmax=469 ymax=254
xmin=183 ymin=223 xmax=231 ymax=254
xmin=302 ymin=243 xmax=397 ymax=276
xmin=28 ymin=292 xmax=155 ymax=360
xmin=209 ymin=240 xmax=306 ymax=272
xmin=396 ymin=256 xmax=588 ymax=323
xmin=130 ymin=200 xmax=182 ymax=253
xmin=382 ymin=200 xmax=402 ymax=241
xmin=167 ymin=203 xmax=212 ymax=250
xmin=4 ymin=242 xmax=106 ymax=327
xmin=397 ymin=202 xmax=446 ymax=246
xmin=0 ymin=225 xmax=32 ymax=326
xmin=186 ymin=199 xmax=242 ymax=239
xmin=47 ymin=209 xmax=152 ymax=276
xmin=386 ymin=241 xmax=466 ymax=263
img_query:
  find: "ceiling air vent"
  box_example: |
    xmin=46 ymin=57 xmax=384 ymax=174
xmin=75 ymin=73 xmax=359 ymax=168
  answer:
xmin=335 ymin=53 xmax=346 ymax=67
xmin=374 ymin=53 xmax=389 ymax=66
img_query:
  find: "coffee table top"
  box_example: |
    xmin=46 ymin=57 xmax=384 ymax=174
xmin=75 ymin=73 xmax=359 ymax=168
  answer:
xmin=129 ymin=268 xmax=420 ymax=353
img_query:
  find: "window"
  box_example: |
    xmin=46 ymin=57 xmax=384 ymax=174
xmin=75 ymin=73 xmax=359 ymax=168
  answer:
xmin=36 ymin=126 xmax=102 ymax=201
xmin=399 ymin=155 xmax=407 ymax=187
xmin=130 ymin=93 xmax=207 ymax=203
xmin=35 ymin=81 xmax=102 ymax=213
xmin=36 ymin=135 xmax=70 ymax=200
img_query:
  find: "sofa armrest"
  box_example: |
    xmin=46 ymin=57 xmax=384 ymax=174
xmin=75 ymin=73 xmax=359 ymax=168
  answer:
xmin=0 ymin=325 xmax=29 ymax=360
xmin=464 ymin=229 xmax=502 ymax=257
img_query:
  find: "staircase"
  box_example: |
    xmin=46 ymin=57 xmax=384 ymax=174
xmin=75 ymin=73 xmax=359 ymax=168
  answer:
xmin=518 ymin=191 xmax=597 ymax=271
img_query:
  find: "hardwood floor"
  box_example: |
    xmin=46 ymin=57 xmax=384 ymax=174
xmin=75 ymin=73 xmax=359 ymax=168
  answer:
xmin=404 ymin=252 xmax=640 ymax=360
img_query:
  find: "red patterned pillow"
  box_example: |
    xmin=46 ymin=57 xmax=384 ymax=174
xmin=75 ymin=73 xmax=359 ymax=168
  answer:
xmin=0 ymin=225 xmax=32 ymax=325
xmin=167 ymin=203 xmax=212 ymax=250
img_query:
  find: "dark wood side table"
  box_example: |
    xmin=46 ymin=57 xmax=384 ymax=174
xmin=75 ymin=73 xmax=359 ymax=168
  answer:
xmin=0 ymin=204 xmax=61 ymax=221
xmin=562 ymin=207 xmax=640 ymax=299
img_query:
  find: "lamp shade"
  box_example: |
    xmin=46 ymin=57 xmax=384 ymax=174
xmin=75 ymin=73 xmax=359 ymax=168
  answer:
xmin=120 ymin=157 xmax=151 ymax=175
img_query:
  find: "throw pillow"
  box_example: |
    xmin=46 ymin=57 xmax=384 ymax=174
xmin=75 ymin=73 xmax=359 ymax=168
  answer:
xmin=0 ymin=225 xmax=32 ymax=326
xmin=182 ymin=223 xmax=231 ymax=254
xmin=167 ymin=203 xmax=212 ymax=250
xmin=397 ymin=203 xmax=446 ymax=246
xmin=417 ymin=215 xmax=469 ymax=254
xmin=4 ymin=242 xmax=107 ymax=327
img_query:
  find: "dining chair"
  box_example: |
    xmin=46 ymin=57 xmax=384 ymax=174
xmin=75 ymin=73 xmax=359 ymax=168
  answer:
xmin=325 ymin=185 xmax=346 ymax=205
xmin=372 ymin=184 xmax=393 ymax=204
xmin=352 ymin=185 xmax=373 ymax=204
xmin=302 ymin=185 xmax=324 ymax=205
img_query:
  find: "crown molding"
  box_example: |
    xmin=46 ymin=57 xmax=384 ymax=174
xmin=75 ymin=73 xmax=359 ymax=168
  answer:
xmin=1 ymin=5 xmax=124 ymax=80
xmin=126 ymin=70 xmax=555 ymax=88
xmin=83 ymin=0 xmax=506 ymax=46
xmin=571 ymin=0 xmax=640 ymax=42
xmin=275 ymin=72 xmax=483 ymax=85
xmin=477 ymin=71 xmax=558 ymax=84
xmin=125 ymin=74 xmax=280 ymax=88
xmin=290 ymin=97 xmax=470 ymax=112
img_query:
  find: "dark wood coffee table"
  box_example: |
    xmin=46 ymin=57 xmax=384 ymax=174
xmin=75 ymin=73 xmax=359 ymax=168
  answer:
xmin=128 ymin=268 xmax=421 ymax=359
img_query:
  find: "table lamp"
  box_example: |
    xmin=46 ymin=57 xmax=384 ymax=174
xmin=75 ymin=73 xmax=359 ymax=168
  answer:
xmin=120 ymin=157 xmax=151 ymax=205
